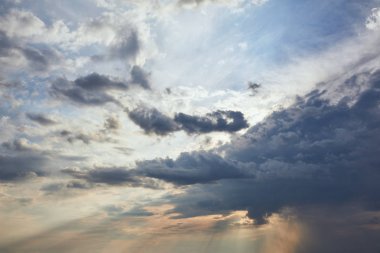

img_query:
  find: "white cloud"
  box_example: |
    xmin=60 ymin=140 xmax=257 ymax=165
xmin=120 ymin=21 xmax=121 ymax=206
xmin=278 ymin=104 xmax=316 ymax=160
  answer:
xmin=366 ymin=7 xmax=380 ymax=30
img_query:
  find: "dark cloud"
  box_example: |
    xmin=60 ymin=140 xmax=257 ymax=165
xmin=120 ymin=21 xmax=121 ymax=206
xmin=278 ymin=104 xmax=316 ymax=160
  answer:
xmin=61 ymin=167 xmax=161 ymax=189
xmin=130 ymin=65 xmax=151 ymax=89
xmin=0 ymin=154 xmax=47 ymax=181
xmin=62 ymin=151 xmax=251 ymax=187
xmin=51 ymin=70 xmax=150 ymax=106
xmin=248 ymin=81 xmax=261 ymax=95
xmin=0 ymin=31 xmax=14 ymax=56
xmin=128 ymin=107 xmax=179 ymax=136
xmin=163 ymin=69 xmax=380 ymax=224
xmin=41 ymin=180 xmax=91 ymax=193
xmin=74 ymin=73 xmax=127 ymax=91
xmin=136 ymin=151 xmax=253 ymax=185
xmin=110 ymin=30 xmax=140 ymax=61
xmin=92 ymin=29 xmax=140 ymax=63
xmin=0 ymin=31 xmax=62 ymax=72
xmin=26 ymin=113 xmax=57 ymax=126
xmin=21 ymin=46 xmax=61 ymax=72
xmin=51 ymin=74 xmax=124 ymax=106
xmin=174 ymin=110 xmax=249 ymax=134
xmin=128 ymin=107 xmax=249 ymax=136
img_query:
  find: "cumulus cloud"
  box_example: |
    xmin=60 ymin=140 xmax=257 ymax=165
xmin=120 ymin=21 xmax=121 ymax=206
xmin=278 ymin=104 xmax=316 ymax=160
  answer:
xmin=135 ymin=151 xmax=253 ymax=185
xmin=128 ymin=107 xmax=179 ymax=136
xmin=174 ymin=110 xmax=249 ymax=134
xmin=128 ymin=107 xmax=249 ymax=135
xmin=162 ymin=69 xmax=380 ymax=224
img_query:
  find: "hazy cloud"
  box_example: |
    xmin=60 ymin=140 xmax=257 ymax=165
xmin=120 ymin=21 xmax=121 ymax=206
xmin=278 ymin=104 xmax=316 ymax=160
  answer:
xmin=26 ymin=113 xmax=57 ymax=126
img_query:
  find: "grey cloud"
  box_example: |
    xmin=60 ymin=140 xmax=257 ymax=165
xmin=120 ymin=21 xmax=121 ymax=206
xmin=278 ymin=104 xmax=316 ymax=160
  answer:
xmin=104 ymin=205 xmax=154 ymax=217
xmin=41 ymin=180 xmax=91 ymax=193
xmin=2 ymin=139 xmax=39 ymax=152
xmin=51 ymin=70 xmax=150 ymax=107
xmin=0 ymin=31 xmax=61 ymax=72
xmin=61 ymin=167 xmax=161 ymax=189
xmin=103 ymin=116 xmax=120 ymax=131
xmin=128 ymin=107 xmax=179 ymax=136
xmin=0 ymin=31 xmax=13 ymax=56
xmin=21 ymin=46 xmax=61 ymax=72
xmin=164 ymin=69 xmax=380 ymax=224
xmin=248 ymin=81 xmax=261 ymax=95
xmin=63 ymin=151 xmax=252 ymax=187
xmin=110 ymin=30 xmax=140 ymax=61
xmin=128 ymin=107 xmax=249 ymax=136
xmin=26 ymin=113 xmax=57 ymax=126
xmin=136 ymin=151 xmax=253 ymax=185
xmin=59 ymin=129 xmax=112 ymax=144
xmin=174 ymin=110 xmax=249 ymax=134
xmin=74 ymin=73 xmax=127 ymax=91
xmin=130 ymin=65 xmax=151 ymax=89
xmin=51 ymin=74 xmax=124 ymax=106
xmin=92 ymin=29 xmax=140 ymax=63
xmin=0 ymin=154 xmax=47 ymax=181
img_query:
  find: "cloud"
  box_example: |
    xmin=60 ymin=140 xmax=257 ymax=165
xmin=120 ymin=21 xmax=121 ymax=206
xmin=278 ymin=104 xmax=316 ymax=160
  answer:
xmin=103 ymin=115 xmax=120 ymax=131
xmin=130 ymin=65 xmax=151 ymax=89
xmin=26 ymin=113 xmax=57 ymax=126
xmin=109 ymin=30 xmax=140 ymax=61
xmin=135 ymin=151 xmax=253 ymax=185
xmin=174 ymin=110 xmax=249 ymax=134
xmin=2 ymin=138 xmax=40 ymax=152
xmin=159 ymin=69 xmax=380 ymax=224
xmin=128 ymin=107 xmax=249 ymax=136
xmin=51 ymin=70 xmax=151 ymax=107
xmin=127 ymin=107 xmax=179 ymax=136
xmin=366 ymin=7 xmax=380 ymax=30
xmin=247 ymin=81 xmax=261 ymax=95
xmin=41 ymin=180 xmax=92 ymax=193
xmin=0 ymin=30 xmax=62 ymax=73
xmin=0 ymin=154 xmax=47 ymax=181
xmin=59 ymin=129 xmax=112 ymax=144
xmin=74 ymin=72 xmax=128 ymax=91
xmin=61 ymin=167 xmax=161 ymax=188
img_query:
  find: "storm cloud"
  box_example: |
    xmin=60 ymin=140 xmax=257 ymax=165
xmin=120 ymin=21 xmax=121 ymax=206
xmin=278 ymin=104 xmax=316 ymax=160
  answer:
xmin=163 ymin=69 xmax=380 ymax=224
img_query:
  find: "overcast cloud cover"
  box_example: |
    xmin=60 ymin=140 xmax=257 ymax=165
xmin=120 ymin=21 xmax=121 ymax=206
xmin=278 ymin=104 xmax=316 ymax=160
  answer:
xmin=1 ymin=0 xmax=380 ymax=252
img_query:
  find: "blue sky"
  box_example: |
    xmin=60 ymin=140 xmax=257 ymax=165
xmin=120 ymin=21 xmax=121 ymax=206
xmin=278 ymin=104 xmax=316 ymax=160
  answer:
xmin=1 ymin=0 xmax=380 ymax=252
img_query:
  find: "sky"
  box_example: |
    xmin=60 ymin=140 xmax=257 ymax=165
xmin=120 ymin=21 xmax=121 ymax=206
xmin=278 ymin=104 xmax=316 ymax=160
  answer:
xmin=1 ymin=0 xmax=380 ymax=252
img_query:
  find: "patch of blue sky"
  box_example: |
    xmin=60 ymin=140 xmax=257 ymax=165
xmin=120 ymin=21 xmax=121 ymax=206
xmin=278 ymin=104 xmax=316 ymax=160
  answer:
xmin=235 ymin=0 xmax=378 ymax=67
